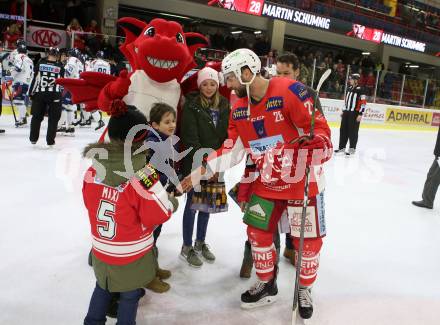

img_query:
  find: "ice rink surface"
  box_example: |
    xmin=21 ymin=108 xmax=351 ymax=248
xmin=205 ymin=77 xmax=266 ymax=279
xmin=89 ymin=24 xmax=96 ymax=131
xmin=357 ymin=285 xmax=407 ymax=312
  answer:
xmin=1 ymin=119 xmax=439 ymax=325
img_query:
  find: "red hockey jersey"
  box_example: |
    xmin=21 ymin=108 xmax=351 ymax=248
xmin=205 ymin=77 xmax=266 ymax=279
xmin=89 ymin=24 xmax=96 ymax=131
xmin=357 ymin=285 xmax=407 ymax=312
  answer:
xmin=206 ymin=77 xmax=331 ymax=200
xmin=83 ymin=164 xmax=172 ymax=265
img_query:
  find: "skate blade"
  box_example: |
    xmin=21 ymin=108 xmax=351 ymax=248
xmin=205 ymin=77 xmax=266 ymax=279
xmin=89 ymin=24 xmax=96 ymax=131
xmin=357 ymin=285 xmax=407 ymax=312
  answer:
xmin=240 ymin=295 xmax=277 ymax=309
xmin=292 ymin=309 xmax=311 ymax=325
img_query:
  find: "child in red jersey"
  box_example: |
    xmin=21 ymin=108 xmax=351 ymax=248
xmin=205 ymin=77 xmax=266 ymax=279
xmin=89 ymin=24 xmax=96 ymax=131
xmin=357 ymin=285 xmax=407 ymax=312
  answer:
xmin=82 ymin=105 xmax=174 ymax=325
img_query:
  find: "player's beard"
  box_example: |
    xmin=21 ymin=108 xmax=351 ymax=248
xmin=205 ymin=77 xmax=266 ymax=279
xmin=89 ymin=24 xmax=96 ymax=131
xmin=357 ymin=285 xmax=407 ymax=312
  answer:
xmin=235 ymin=85 xmax=247 ymax=98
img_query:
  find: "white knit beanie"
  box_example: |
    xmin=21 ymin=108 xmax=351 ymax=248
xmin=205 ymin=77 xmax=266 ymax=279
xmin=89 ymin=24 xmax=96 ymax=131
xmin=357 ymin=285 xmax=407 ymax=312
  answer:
xmin=197 ymin=67 xmax=219 ymax=88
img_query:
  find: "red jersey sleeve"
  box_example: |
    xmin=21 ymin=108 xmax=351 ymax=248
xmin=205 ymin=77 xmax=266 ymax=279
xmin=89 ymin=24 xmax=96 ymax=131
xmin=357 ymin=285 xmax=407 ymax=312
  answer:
xmin=285 ymin=81 xmax=331 ymax=141
xmin=127 ymin=165 xmax=172 ymax=230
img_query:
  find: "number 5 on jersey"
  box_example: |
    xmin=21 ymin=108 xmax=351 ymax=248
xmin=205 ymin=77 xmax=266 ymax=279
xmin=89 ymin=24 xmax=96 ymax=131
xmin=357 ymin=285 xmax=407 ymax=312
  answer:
xmin=96 ymin=200 xmax=116 ymax=239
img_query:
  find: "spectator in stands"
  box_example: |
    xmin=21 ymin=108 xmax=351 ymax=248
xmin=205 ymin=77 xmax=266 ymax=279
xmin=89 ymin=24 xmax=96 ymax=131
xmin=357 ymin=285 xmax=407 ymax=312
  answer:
xmin=10 ymin=0 xmax=33 ymax=20
xmin=426 ymin=84 xmax=435 ymax=107
xmin=253 ymin=35 xmax=270 ymax=56
xmin=84 ymin=19 xmax=102 ymax=54
xmin=65 ymin=0 xmax=83 ymax=26
xmin=300 ymin=62 xmax=310 ymax=85
xmin=224 ymin=33 xmax=235 ymax=52
xmin=365 ymin=71 xmax=376 ymax=96
xmin=266 ymin=50 xmax=275 ymax=67
xmin=67 ymin=18 xmax=85 ymax=51
xmin=210 ymin=29 xmax=224 ymax=50
xmin=3 ymin=23 xmax=22 ymax=50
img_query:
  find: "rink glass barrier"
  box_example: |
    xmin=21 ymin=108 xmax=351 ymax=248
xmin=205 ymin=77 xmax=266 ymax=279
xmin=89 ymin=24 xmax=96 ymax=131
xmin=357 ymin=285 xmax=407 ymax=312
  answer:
xmin=302 ymin=61 xmax=440 ymax=110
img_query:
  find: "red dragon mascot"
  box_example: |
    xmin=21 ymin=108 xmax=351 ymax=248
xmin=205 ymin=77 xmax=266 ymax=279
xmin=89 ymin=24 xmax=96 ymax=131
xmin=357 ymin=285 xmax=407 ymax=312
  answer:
xmin=56 ymin=17 xmax=211 ymax=122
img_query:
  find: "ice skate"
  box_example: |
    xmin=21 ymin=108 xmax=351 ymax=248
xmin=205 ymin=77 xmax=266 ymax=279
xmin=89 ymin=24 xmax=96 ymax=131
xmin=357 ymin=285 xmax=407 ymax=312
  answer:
xmin=240 ymin=277 xmax=278 ymax=309
xmin=95 ymin=119 xmax=105 ymax=131
xmin=298 ymin=286 xmax=314 ymax=319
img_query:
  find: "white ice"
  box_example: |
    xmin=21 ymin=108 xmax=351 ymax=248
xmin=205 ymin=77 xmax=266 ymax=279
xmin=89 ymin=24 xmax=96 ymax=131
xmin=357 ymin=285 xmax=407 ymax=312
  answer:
xmin=1 ymin=118 xmax=439 ymax=325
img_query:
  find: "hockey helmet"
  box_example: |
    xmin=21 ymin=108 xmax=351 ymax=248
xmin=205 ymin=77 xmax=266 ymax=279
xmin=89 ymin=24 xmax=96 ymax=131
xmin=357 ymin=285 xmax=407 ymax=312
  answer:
xmin=17 ymin=43 xmax=27 ymax=54
xmin=96 ymin=51 xmax=105 ymax=59
xmin=68 ymin=48 xmax=81 ymax=58
xmin=221 ymin=48 xmax=261 ymax=85
xmin=48 ymin=47 xmax=60 ymax=57
xmin=16 ymin=39 xmax=26 ymax=47
xmin=350 ymin=73 xmax=361 ymax=80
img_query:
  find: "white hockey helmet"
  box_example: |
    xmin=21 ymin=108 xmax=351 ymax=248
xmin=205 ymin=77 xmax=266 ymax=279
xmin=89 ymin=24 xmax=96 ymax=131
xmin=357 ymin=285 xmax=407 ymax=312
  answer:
xmin=221 ymin=48 xmax=261 ymax=85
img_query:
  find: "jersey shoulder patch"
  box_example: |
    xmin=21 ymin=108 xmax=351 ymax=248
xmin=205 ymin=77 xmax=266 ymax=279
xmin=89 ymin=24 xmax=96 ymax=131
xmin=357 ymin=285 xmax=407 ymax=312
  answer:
xmin=266 ymin=96 xmax=284 ymax=111
xmin=135 ymin=164 xmax=160 ymax=190
xmin=288 ymin=82 xmax=311 ymax=102
xmin=232 ymin=106 xmax=248 ymax=121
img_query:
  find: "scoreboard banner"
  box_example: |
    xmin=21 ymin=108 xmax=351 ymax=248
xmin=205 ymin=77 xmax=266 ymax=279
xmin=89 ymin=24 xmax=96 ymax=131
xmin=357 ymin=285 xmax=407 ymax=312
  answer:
xmin=207 ymin=0 xmax=437 ymax=55
xmin=208 ymin=0 xmax=330 ymax=30
xmin=347 ymin=24 xmax=426 ymax=53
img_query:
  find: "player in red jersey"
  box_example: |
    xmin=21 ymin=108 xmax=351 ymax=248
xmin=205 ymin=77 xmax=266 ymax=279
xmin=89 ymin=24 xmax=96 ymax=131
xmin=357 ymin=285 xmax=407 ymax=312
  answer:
xmin=82 ymin=105 xmax=174 ymax=324
xmin=181 ymin=48 xmax=332 ymax=319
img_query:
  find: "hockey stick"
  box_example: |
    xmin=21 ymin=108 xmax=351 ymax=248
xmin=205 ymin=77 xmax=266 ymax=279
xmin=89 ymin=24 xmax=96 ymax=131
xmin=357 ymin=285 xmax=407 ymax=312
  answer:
xmin=5 ymin=84 xmax=18 ymax=125
xmin=292 ymin=69 xmax=331 ymax=325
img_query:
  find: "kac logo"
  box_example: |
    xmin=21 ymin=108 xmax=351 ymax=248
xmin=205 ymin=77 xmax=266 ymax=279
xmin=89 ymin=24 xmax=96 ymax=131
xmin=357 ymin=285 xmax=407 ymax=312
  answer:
xmin=32 ymin=29 xmax=61 ymax=47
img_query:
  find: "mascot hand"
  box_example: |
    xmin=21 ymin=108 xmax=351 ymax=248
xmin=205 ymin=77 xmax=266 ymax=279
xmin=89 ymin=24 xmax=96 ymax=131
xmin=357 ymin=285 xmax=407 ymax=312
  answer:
xmin=98 ymin=70 xmax=131 ymax=113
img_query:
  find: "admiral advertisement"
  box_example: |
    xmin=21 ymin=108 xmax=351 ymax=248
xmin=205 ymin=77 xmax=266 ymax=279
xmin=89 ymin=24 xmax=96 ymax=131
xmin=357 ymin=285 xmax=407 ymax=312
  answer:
xmin=321 ymin=98 xmax=438 ymax=129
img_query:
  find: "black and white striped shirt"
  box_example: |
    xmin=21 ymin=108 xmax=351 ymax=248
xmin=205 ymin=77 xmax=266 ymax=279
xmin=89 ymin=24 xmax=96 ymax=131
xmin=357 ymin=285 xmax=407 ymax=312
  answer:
xmin=30 ymin=58 xmax=64 ymax=94
xmin=344 ymin=85 xmax=366 ymax=114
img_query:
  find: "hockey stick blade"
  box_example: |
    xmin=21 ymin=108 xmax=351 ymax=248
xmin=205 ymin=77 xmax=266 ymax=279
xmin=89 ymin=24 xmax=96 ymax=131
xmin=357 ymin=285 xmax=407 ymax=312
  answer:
xmin=292 ymin=306 xmax=299 ymax=325
xmin=315 ymin=69 xmax=331 ymax=94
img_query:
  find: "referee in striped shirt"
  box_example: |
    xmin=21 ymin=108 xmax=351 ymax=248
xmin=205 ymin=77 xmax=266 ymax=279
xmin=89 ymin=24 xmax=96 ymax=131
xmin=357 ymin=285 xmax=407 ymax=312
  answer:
xmin=335 ymin=73 xmax=367 ymax=156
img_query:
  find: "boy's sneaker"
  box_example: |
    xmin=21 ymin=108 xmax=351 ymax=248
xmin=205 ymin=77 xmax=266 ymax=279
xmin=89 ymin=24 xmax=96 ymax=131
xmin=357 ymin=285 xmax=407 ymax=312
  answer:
xmin=180 ymin=245 xmax=203 ymax=268
xmin=241 ymin=266 xmax=278 ymax=309
xmin=334 ymin=148 xmax=345 ymax=155
xmin=194 ymin=241 xmax=216 ymax=263
xmin=298 ymin=286 xmax=314 ymax=319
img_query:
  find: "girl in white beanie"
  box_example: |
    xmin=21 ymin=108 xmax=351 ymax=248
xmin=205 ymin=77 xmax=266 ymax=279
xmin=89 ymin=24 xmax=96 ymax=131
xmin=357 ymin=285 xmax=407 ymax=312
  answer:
xmin=180 ymin=67 xmax=230 ymax=268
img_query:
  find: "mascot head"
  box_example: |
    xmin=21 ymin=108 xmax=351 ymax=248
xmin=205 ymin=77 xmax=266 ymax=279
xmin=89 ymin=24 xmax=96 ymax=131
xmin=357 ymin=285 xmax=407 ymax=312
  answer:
xmin=118 ymin=17 xmax=208 ymax=83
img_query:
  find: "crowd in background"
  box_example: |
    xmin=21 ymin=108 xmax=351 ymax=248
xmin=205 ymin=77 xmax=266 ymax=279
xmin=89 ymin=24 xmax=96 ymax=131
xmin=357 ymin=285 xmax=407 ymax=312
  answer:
xmin=1 ymin=0 xmax=440 ymax=108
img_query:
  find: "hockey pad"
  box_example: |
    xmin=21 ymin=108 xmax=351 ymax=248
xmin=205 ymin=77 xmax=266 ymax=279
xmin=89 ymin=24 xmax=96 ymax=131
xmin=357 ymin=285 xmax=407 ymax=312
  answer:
xmin=243 ymin=194 xmax=274 ymax=231
xmin=288 ymin=192 xmax=326 ymax=239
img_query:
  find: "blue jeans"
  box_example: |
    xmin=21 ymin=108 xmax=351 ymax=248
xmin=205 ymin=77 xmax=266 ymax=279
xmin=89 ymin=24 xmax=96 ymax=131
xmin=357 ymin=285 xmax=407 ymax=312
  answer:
xmin=84 ymin=282 xmax=144 ymax=325
xmin=182 ymin=190 xmax=210 ymax=246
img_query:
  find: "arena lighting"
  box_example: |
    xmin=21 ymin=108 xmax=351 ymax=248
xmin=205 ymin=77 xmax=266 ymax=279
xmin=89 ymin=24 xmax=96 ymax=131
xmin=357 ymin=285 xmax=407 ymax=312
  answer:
xmin=254 ymin=30 xmax=262 ymax=34
xmin=409 ymin=65 xmax=420 ymax=68
xmin=158 ymin=12 xmax=191 ymax=20
xmin=362 ymin=52 xmax=371 ymax=55
xmin=231 ymin=30 xmax=243 ymax=34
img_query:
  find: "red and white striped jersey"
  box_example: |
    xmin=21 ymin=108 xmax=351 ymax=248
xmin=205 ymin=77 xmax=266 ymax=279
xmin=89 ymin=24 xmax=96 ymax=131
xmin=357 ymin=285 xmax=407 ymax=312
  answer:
xmin=206 ymin=77 xmax=331 ymax=200
xmin=82 ymin=164 xmax=172 ymax=265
